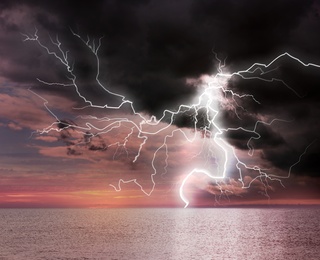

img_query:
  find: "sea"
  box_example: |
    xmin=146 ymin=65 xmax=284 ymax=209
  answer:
xmin=0 ymin=207 xmax=319 ymax=260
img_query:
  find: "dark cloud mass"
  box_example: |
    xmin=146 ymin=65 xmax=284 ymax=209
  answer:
xmin=0 ymin=0 xmax=320 ymax=195
xmin=221 ymin=53 xmax=320 ymax=176
xmin=1 ymin=0 xmax=317 ymax=111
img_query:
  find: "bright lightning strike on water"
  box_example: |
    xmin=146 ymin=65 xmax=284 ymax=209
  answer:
xmin=22 ymin=29 xmax=319 ymax=208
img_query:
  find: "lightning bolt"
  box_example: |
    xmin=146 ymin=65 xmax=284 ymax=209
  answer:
xmin=22 ymin=29 xmax=319 ymax=208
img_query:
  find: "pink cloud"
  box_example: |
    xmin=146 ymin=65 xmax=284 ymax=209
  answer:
xmin=0 ymin=87 xmax=77 ymax=130
xmin=35 ymin=135 xmax=59 ymax=142
xmin=7 ymin=121 xmax=23 ymax=131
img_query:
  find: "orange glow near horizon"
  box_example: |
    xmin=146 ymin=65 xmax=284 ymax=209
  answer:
xmin=1 ymin=189 xmax=320 ymax=208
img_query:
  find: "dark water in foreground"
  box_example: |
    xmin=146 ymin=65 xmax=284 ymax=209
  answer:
xmin=0 ymin=208 xmax=319 ymax=260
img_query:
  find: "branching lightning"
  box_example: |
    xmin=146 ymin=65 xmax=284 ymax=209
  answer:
xmin=23 ymin=29 xmax=319 ymax=208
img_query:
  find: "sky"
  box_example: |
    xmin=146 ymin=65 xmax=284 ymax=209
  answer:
xmin=0 ymin=0 xmax=320 ymax=208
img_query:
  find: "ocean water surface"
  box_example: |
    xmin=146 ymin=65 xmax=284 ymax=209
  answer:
xmin=0 ymin=208 xmax=319 ymax=260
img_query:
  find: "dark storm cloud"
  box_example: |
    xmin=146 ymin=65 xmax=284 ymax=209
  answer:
xmin=0 ymin=0 xmax=319 ymax=178
xmin=1 ymin=0 xmax=317 ymax=112
xmin=227 ymin=57 xmax=320 ymax=111
xmin=190 ymin=0 xmax=314 ymax=61
xmin=224 ymin=124 xmax=286 ymax=151
xmin=224 ymin=55 xmax=320 ymax=176
xmin=260 ymin=139 xmax=319 ymax=177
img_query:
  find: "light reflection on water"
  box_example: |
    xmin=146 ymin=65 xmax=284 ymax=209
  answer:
xmin=0 ymin=208 xmax=319 ymax=259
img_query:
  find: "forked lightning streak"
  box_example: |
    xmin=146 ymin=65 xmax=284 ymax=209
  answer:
xmin=22 ymin=29 xmax=319 ymax=207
